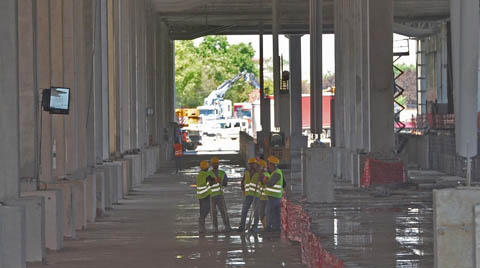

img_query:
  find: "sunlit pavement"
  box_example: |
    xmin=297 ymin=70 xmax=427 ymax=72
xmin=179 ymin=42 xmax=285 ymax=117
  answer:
xmin=29 ymin=164 xmax=303 ymax=268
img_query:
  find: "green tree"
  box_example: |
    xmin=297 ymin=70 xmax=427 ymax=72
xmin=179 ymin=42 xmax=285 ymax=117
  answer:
xmin=175 ymin=36 xmax=258 ymax=107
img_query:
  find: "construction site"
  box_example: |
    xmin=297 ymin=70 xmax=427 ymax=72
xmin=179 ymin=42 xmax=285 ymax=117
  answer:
xmin=1 ymin=0 xmax=479 ymax=267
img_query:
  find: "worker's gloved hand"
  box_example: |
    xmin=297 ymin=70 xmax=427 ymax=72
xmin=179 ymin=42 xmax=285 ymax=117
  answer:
xmin=216 ymin=177 xmax=221 ymax=183
xmin=263 ymin=178 xmax=267 ymax=184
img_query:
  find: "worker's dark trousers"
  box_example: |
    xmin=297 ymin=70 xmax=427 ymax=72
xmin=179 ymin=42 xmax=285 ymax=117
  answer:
xmin=198 ymin=196 xmax=211 ymax=232
xmin=253 ymin=199 xmax=267 ymax=229
xmin=239 ymin=195 xmax=254 ymax=230
xmin=210 ymin=195 xmax=231 ymax=231
xmin=265 ymin=197 xmax=281 ymax=231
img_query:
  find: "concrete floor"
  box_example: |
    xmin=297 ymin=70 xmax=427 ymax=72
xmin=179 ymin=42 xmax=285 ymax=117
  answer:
xmin=29 ymin=164 xmax=303 ymax=268
xmin=286 ymin=170 xmax=440 ymax=268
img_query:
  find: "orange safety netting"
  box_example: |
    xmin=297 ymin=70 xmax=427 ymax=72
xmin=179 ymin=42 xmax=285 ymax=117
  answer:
xmin=360 ymin=158 xmax=405 ymax=187
xmin=282 ymin=197 xmax=344 ymax=268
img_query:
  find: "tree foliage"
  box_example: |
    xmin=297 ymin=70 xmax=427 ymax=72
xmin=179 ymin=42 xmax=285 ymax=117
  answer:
xmin=175 ymin=36 xmax=258 ymax=108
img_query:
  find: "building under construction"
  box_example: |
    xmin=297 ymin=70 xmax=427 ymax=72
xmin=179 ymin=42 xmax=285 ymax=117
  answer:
xmin=0 ymin=0 xmax=479 ymax=267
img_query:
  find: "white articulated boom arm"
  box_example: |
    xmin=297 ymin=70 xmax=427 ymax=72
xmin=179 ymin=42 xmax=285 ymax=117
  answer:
xmin=203 ymin=71 xmax=260 ymax=106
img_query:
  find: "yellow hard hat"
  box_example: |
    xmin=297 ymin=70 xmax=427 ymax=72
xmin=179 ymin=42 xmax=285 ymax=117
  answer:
xmin=210 ymin=157 xmax=219 ymax=164
xmin=200 ymin=160 xmax=209 ymax=170
xmin=257 ymin=159 xmax=267 ymax=168
xmin=267 ymin=155 xmax=280 ymax=165
xmin=248 ymin=157 xmax=257 ymax=164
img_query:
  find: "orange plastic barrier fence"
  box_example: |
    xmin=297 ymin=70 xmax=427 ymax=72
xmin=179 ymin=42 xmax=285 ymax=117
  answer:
xmin=282 ymin=197 xmax=344 ymax=268
xmin=360 ymin=158 xmax=405 ymax=187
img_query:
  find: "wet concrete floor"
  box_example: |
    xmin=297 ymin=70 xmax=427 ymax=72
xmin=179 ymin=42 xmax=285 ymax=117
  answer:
xmin=287 ymin=172 xmax=435 ymax=268
xmin=29 ymin=164 xmax=303 ymax=268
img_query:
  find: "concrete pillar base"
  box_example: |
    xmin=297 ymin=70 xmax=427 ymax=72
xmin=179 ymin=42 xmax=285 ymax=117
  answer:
xmin=101 ymin=165 xmax=113 ymax=209
xmin=22 ymin=190 xmax=63 ymax=250
xmin=71 ymin=179 xmax=87 ymax=230
xmin=86 ymin=173 xmax=97 ymax=223
xmin=112 ymin=161 xmax=124 ymax=200
xmin=47 ymin=182 xmax=76 ymax=239
xmin=6 ymin=197 xmax=45 ymax=262
xmin=434 ymin=187 xmax=480 ymax=267
xmin=290 ymin=135 xmax=307 ymax=179
xmin=125 ymin=154 xmax=142 ymax=186
xmin=105 ymin=162 xmax=122 ymax=203
xmin=302 ymin=147 xmax=334 ymax=203
xmin=122 ymin=158 xmax=133 ymax=195
xmin=0 ymin=205 xmax=26 ymax=268
xmin=94 ymin=167 xmax=106 ymax=216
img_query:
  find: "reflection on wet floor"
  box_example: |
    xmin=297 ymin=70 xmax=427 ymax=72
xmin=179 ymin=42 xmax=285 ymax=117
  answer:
xmin=293 ymin=183 xmax=434 ymax=267
xmin=175 ymin=164 xmax=304 ymax=267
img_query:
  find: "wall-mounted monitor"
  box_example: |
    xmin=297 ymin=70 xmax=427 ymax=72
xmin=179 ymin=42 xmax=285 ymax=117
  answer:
xmin=42 ymin=87 xmax=70 ymax=114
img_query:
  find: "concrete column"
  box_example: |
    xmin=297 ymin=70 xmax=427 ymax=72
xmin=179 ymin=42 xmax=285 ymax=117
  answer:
xmin=145 ymin=1 xmax=156 ymax=145
xmin=288 ymin=34 xmax=307 ymax=177
xmin=129 ymin=0 xmax=138 ymax=149
xmin=272 ymin=0 xmax=280 ymax=128
xmin=259 ymin=29 xmax=270 ymax=134
xmin=109 ymin=0 xmax=121 ymax=156
xmin=155 ymin=19 xmax=167 ymax=144
xmin=75 ymin=0 xmax=87 ymax=174
xmin=367 ymin=0 xmax=394 ymax=154
xmin=333 ymin=0 xmax=345 ymax=150
xmin=310 ymin=0 xmax=323 ymax=135
xmin=119 ymin=0 xmax=131 ymax=152
xmin=0 ymin=2 xmax=26 ymax=266
xmin=63 ymin=0 xmax=78 ymax=176
xmin=18 ymin=0 xmax=37 ymax=179
xmin=136 ymin=0 xmax=147 ymax=148
xmin=288 ymin=35 xmax=303 ymax=136
xmin=50 ymin=0 xmax=66 ymax=180
xmin=100 ymin=0 xmax=110 ymax=160
xmin=85 ymin=0 xmax=97 ymax=170
xmin=450 ymin=0 xmax=479 ymax=160
xmin=333 ymin=0 xmax=345 ymax=180
xmin=93 ymin=0 xmax=104 ymax=165
xmin=0 ymin=0 xmax=20 ymax=202
xmin=37 ymin=0 xmax=53 ymax=182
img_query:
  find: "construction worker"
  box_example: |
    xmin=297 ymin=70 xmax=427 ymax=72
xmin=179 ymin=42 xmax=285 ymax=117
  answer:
xmin=208 ymin=157 xmax=232 ymax=232
xmin=197 ymin=160 xmax=213 ymax=233
xmin=251 ymin=159 xmax=269 ymax=232
xmin=264 ymin=155 xmax=284 ymax=232
xmin=237 ymin=157 xmax=259 ymax=232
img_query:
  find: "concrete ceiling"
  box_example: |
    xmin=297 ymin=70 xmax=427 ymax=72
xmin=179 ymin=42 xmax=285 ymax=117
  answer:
xmin=153 ymin=0 xmax=450 ymax=39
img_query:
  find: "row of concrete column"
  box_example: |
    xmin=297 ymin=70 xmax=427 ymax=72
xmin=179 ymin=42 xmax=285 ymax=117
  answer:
xmin=265 ymin=0 xmax=395 ymax=185
xmin=0 ymin=0 xmax=175 ymax=267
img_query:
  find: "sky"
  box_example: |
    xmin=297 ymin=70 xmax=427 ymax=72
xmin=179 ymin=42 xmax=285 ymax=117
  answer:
xmin=194 ymin=34 xmax=417 ymax=82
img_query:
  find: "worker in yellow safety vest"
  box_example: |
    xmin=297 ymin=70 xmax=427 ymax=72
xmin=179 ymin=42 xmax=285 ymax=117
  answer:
xmin=197 ymin=160 xmax=214 ymax=233
xmin=237 ymin=157 xmax=260 ymax=232
xmin=251 ymin=159 xmax=269 ymax=232
xmin=263 ymin=155 xmax=284 ymax=232
xmin=208 ymin=157 xmax=232 ymax=232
